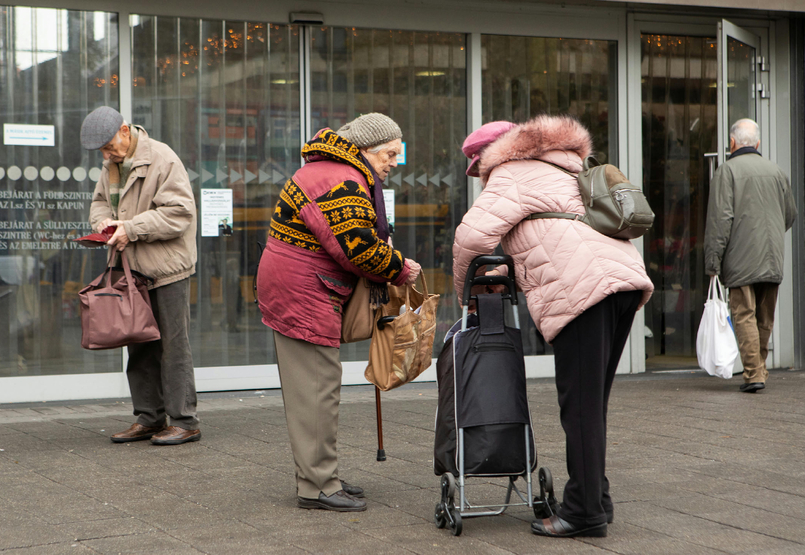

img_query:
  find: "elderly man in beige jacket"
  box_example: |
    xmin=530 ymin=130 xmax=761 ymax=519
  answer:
xmin=82 ymin=106 xmax=199 ymax=445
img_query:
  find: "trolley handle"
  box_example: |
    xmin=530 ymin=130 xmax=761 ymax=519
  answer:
xmin=462 ymin=255 xmax=517 ymax=306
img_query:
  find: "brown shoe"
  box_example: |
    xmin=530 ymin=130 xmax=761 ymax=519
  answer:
xmin=110 ymin=423 xmax=166 ymax=443
xmin=150 ymin=426 xmax=201 ymax=445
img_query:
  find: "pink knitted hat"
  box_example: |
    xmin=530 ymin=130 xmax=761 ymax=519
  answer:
xmin=462 ymin=121 xmax=517 ymax=177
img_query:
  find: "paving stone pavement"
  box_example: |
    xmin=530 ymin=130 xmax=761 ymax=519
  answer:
xmin=1 ymin=368 xmax=804 ymax=554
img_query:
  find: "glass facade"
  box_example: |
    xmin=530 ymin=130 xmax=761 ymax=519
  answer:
xmin=310 ymin=27 xmax=467 ymax=360
xmin=6 ymin=3 xmax=777 ymax=399
xmin=726 ymin=36 xmax=756 ymax=124
xmin=131 ymin=15 xmax=300 ymax=368
xmin=641 ymin=34 xmax=717 ymax=367
xmin=0 ymin=7 xmax=119 ymax=377
xmin=0 ymin=13 xmax=629 ymax=382
xmin=481 ymin=35 xmax=618 ymax=163
xmin=481 ymin=34 xmax=618 ymax=355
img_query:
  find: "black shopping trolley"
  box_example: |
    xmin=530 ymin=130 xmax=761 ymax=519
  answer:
xmin=433 ymin=254 xmax=557 ymax=536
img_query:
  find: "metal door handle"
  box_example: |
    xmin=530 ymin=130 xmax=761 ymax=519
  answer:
xmin=704 ymin=153 xmax=718 ymax=180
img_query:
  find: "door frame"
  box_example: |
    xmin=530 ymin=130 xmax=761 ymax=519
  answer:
xmin=717 ymin=19 xmax=763 ymax=168
xmin=627 ymin=12 xmax=794 ymax=373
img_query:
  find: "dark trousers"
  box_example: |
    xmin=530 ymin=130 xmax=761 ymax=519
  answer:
xmin=126 ymin=278 xmax=198 ymax=429
xmin=552 ymin=290 xmax=642 ymax=527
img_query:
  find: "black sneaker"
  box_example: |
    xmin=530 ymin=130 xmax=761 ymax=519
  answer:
xmin=739 ymin=382 xmax=765 ymax=393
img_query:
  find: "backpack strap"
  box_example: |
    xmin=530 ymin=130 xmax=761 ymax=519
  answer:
xmin=525 ymin=212 xmax=582 ymax=221
xmin=526 ymin=160 xmax=584 ymax=222
xmin=538 ymin=159 xmax=578 ymax=178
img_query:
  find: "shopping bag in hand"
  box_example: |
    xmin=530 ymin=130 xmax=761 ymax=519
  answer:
xmin=79 ymin=248 xmax=160 ymax=350
xmin=696 ymin=275 xmax=738 ymax=379
xmin=365 ymin=274 xmax=439 ymax=391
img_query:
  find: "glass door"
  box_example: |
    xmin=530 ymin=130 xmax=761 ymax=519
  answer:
xmin=717 ymin=20 xmax=761 ymax=166
xmin=0 ymin=7 xmax=120 ymax=380
xmin=642 ymin=22 xmax=765 ymax=371
xmin=641 ymin=34 xmax=717 ymax=369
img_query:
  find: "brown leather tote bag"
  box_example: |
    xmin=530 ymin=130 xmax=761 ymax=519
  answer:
xmin=365 ymin=274 xmax=440 ymax=391
xmin=79 ymin=249 xmax=161 ymax=350
xmin=340 ymin=277 xmax=379 ymax=344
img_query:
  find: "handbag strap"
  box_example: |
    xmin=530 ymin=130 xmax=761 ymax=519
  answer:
xmin=416 ymin=270 xmax=429 ymax=297
xmin=118 ymin=249 xmax=139 ymax=303
xmin=89 ymin=247 xmax=118 ymax=288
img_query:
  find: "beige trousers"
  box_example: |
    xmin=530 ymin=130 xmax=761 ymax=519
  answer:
xmin=729 ymin=283 xmax=778 ymax=384
xmin=273 ymin=330 xmax=342 ymax=499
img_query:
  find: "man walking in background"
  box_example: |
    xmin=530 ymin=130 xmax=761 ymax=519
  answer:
xmin=704 ymin=118 xmax=797 ymax=393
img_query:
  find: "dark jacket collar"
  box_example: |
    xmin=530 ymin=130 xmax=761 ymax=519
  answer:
xmin=729 ymin=146 xmax=761 ymax=160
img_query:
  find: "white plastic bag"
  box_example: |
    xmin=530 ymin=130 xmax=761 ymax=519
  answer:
xmin=696 ymin=276 xmax=739 ymax=379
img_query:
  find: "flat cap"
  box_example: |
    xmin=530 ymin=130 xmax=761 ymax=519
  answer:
xmin=80 ymin=106 xmax=124 ymax=150
xmin=337 ymin=113 xmax=402 ymax=149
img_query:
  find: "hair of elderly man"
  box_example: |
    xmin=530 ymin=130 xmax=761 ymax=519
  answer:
xmin=730 ymin=118 xmax=760 ymax=148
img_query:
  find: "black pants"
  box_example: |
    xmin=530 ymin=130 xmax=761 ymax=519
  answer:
xmin=552 ymin=290 xmax=642 ymax=527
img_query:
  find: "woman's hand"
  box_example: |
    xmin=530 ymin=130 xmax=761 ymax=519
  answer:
xmin=404 ymin=258 xmax=421 ymax=285
xmin=485 ymin=268 xmax=507 ymax=294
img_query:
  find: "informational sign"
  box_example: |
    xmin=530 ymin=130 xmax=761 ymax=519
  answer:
xmin=4 ymin=124 xmax=55 ymax=146
xmin=396 ymin=142 xmax=406 ymax=165
xmin=383 ymin=189 xmax=396 ymax=233
xmin=201 ymin=188 xmax=233 ymax=237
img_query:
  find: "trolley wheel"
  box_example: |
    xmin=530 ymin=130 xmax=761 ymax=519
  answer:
xmin=538 ymin=467 xmax=554 ymax=497
xmin=434 ymin=502 xmax=447 ymax=528
xmin=448 ymin=507 xmax=463 ymax=536
xmin=441 ymin=473 xmax=457 ymax=504
xmin=534 ymin=467 xmax=558 ymax=519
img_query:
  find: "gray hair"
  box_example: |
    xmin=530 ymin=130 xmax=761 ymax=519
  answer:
xmin=730 ymin=119 xmax=760 ymax=148
xmin=366 ymin=140 xmax=397 ymax=154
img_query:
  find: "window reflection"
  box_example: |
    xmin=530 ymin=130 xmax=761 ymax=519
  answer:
xmin=727 ymin=37 xmax=756 ymax=123
xmin=310 ymin=27 xmax=468 ymax=361
xmin=482 ymin=36 xmax=618 ymax=163
xmin=132 ymin=16 xmax=300 ymax=367
xmin=481 ymin=34 xmax=618 ymax=355
xmin=641 ymin=34 xmax=717 ymax=367
xmin=0 ymin=7 xmax=119 ymax=377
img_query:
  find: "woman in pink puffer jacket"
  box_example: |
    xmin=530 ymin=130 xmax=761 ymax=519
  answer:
xmin=453 ymin=115 xmax=653 ymax=538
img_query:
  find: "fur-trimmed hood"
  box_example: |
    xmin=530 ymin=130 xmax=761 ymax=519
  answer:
xmin=478 ymin=115 xmax=593 ymax=183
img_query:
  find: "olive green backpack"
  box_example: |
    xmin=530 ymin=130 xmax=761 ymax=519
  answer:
xmin=527 ymin=157 xmax=655 ymax=240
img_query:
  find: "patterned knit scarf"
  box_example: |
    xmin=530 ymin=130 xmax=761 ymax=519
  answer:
xmin=106 ymin=126 xmax=139 ymax=218
xmin=301 ymin=128 xmax=392 ymax=305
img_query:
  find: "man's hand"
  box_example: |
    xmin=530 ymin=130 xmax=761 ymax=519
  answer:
xmin=96 ymin=218 xmax=114 ymax=233
xmin=106 ymin=222 xmax=130 ymax=251
xmin=404 ymin=258 xmax=421 ymax=286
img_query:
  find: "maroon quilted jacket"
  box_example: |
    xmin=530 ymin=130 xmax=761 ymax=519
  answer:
xmin=257 ymin=129 xmax=410 ymax=347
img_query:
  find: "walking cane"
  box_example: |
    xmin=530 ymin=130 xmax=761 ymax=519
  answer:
xmin=375 ymin=386 xmax=386 ymax=461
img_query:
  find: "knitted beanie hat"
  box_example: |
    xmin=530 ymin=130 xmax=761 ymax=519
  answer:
xmin=337 ymin=113 xmax=402 ymax=149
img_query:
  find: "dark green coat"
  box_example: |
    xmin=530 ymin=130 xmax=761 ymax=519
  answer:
xmin=704 ymin=150 xmax=797 ymax=288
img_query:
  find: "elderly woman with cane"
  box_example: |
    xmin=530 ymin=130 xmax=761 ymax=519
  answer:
xmin=256 ymin=113 xmax=421 ymax=512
